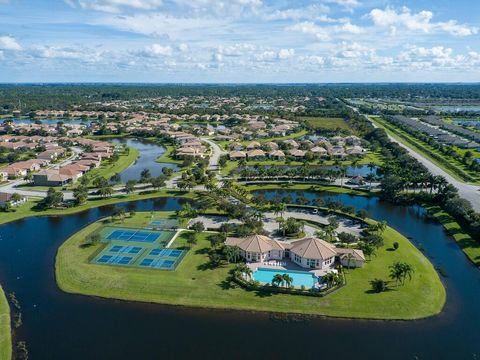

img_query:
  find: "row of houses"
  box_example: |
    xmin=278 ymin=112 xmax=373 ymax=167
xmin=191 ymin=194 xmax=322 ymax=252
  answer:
xmin=32 ymin=139 xmax=113 ymax=186
xmin=228 ymin=136 xmax=366 ymax=161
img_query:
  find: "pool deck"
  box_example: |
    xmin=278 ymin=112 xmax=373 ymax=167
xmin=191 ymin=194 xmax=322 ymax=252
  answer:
xmin=247 ymin=259 xmax=334 ymax=278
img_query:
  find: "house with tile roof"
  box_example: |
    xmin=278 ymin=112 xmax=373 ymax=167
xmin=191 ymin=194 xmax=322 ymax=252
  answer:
xmin=226 ymin=235 xmax=365 ymax=269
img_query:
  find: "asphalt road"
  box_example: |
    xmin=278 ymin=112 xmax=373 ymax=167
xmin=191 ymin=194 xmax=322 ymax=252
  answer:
xmin=365 ymin=115 xmax=480 ymax=211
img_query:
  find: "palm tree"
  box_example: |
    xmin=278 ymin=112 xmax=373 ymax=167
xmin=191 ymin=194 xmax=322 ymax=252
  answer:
xmin=272 ymin=274 xmax=284 ymax=287
xmin=224 ymin=245 xmax=241 ymax=263
xmin=389 ymin=262 xmax=404 ymax=286
xmin=365 ymin=173 xmax=375 ymax=190
xmin=400 ymin=262 xmax=415 ymax=284
xmin=282 ymin=274 xmax=293 ymax=288
xmin=344 ymin=253 xmax=355 ymax=270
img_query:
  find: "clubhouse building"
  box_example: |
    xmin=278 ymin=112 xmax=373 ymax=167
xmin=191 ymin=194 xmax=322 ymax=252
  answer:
xmin=225 ymin=235 xmax=365 ymax=269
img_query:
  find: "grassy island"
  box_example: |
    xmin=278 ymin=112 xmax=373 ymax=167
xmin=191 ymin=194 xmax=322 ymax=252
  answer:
xmin=0 ymin=285 xmax=11 ymax=360
xmin=56 ymin=211 xmax=445 ymax=320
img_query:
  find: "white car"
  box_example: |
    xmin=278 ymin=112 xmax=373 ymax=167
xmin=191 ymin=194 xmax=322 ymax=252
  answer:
xmin=312 ymin=208 xmax=319 ymax=214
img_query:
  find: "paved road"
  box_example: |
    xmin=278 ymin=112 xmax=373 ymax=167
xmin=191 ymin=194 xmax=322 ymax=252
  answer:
xmin=166 ymin=138 xmax=226 ymax=189
xmin=365 ymin=115 xmax=480 ymax=211
xmin=202 ymin=138 xmax=226 ymax=172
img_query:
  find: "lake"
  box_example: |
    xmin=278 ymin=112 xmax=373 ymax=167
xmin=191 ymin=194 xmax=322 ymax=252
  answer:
xmin=0 ymin=191 xmax=479 ymax=359
xmin=110 ymin=138 xmax=180 ymax=183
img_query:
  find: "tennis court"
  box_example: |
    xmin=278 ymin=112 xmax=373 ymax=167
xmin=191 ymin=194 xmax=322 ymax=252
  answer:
xmin=149 ymin=218 xmax=180 ymax=229
xmin=96 ymin=255 xmax=133 ymax=265
xmin=138 ymin=249 xmax=185 ymax=269
xmin=107 ymin=229 xmax=160 ymax=243
xmin=91 ymin=225 xmax=185 ymax=270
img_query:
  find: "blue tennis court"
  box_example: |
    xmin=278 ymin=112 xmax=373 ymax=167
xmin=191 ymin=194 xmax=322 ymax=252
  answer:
xmin=148 ymin=248 xmax=183 ymax=257
xmin=96 ymin=255 xmax=133 ymax=265
xmin=109 ymin=245 xmax=142 ymax=254
xmin=139 ymin=258 xmax=176 ymax=269
xmin=107 ymin=229 xmax=160 ymax=243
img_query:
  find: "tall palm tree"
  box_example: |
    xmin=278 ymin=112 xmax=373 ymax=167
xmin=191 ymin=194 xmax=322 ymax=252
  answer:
xmin=344 ymin=253 xmax=355 ymax=270
xmin=282 ymin=274 xmax=293 ymax=288
xmin=389 ymin=262 xmax=404 ymax=286
xmin=272 ymin=274 xmax=284 ymax=287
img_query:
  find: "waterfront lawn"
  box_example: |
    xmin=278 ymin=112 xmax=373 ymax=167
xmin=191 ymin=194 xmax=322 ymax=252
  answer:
xmin=0 ymin=190 xmax=194 ymax=226
xmin=0 ymin=285 xmax=11 ymax=360
xmin=56 ymin=214 xmax=445 ymax=320
xmin=86 ymin=146 xmax=139 ymax=184
xmin=299 ymin=116 xmax=351 ymax=132
xmin=425 ymin=205 xmax=480 ymax=266
xmin=155 ymin=144 xmax=182 ymax=165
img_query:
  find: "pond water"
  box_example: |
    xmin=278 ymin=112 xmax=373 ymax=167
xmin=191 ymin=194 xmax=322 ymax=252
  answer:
xmin=432 ymin=106 xmax=480 ymax=112
xmin=109 ymin=138 xmax=180 ymax=183
xmin=0 ymin=191 xmax=479 ymax=359
xmin=236 ymin=165 xmax=378 ymax=177
xmin=8 ymin=118 xmax=92 ymax=125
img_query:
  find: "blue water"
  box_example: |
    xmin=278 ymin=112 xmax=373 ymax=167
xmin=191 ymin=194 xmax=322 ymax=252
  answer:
xmin=10 ymin=118 xmax=92 ymax=125
xmin=252 ymin=267 xmax=318 ymax=288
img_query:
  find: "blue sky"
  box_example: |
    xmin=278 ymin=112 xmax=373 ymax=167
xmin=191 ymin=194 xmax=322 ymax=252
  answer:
xmin=0 ymin=0 xmax=479 ymax=82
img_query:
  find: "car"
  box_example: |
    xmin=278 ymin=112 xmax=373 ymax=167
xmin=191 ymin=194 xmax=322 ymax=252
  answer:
xmin=312 ymin=208 xmax=318 ymax=214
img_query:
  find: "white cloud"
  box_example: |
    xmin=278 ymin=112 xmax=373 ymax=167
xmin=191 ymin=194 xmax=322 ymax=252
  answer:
xmin=143 ymin=44 xmax=173 ymax=56
xmin=69 ymin=0 xmax=163 ymax=13
xmin=178 ymin=43 xmax=188 ymax=52
xmin=287 ymin=20 xmax=363 ymax=40
xmin=369 ymin=7 xmax=478 ymax=37
xmin=97 ymin=13 xmax=225 ymax=39
xmin=278 ymin=48 xmax=294 ymax=59
xmin=0 ymin=35 xmax=22 ymax=51
xmin=254 ymin=50 xmax=276 ymax=61
xmin=173 ymin=0 xmax=262 ymax=17
xmin=263 ymin=4 xmax=331 ymax=21
xmin=324 ymin=0 xmax=360 ymax=12
xmin=218 ymin=43 xmax=256 ymax=56
xmin=287 ymin=22 xmax=331 ymax=41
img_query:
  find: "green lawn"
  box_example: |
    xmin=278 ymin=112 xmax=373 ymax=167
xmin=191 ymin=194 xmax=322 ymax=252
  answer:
xmin=0 ymin=285 xmax=11 ymax=360
xmin=243 ymin=183 xmax=371 ymax=196
xmin=0 ymin=190 xmax=194 ymax=226
xmin=56 ymin=212 xmax=445 ymax=320
xmin=155 ymin=144 xmax=182 ymax=165
xmin=86 ymin=147 xmax=139 ymax=183
xmin=425 ymin=205 xmax=480 ymax=266
xmin=299 ymin=117 xmax=351 ymax=132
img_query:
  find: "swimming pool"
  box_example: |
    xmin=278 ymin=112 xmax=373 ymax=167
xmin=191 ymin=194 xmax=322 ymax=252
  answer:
xmin=252 ymin=267 xmax=318 ymax=288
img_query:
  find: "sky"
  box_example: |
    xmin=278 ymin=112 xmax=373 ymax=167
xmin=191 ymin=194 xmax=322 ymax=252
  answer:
xmin=0 ymin=0 xmax=479 ymax=83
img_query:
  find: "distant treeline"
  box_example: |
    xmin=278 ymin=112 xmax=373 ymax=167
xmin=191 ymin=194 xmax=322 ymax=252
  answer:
xmin=1 ymin=83 xmax=480 ymax=113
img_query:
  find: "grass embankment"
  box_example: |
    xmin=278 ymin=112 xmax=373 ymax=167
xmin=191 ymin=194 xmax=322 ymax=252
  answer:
xmin=155 ymin=144 xmax=182 ymax=165
xmin=425 ymin=205 xmax=480 ymax=266
xmin=87 ymin=147 xmax=139 ymax=183
xmin=56 ymin=212 xmax=445 ymax=320
xmin=370 ymin=116 xmax=479 ymax=184
xmin=0 ymin=285 xmax=11 ymax=360
xmin=243 ymin=183 xmax=371 ymax=197
xmin=299 ymin=116 xmax=352 ymax=132
xmin=0 ymin=190 xmax=195 ymax=226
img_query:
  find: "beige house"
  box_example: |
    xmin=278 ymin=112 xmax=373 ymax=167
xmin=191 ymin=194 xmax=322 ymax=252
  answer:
xmin=226 ymin=235 xmax=365 ymax=270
